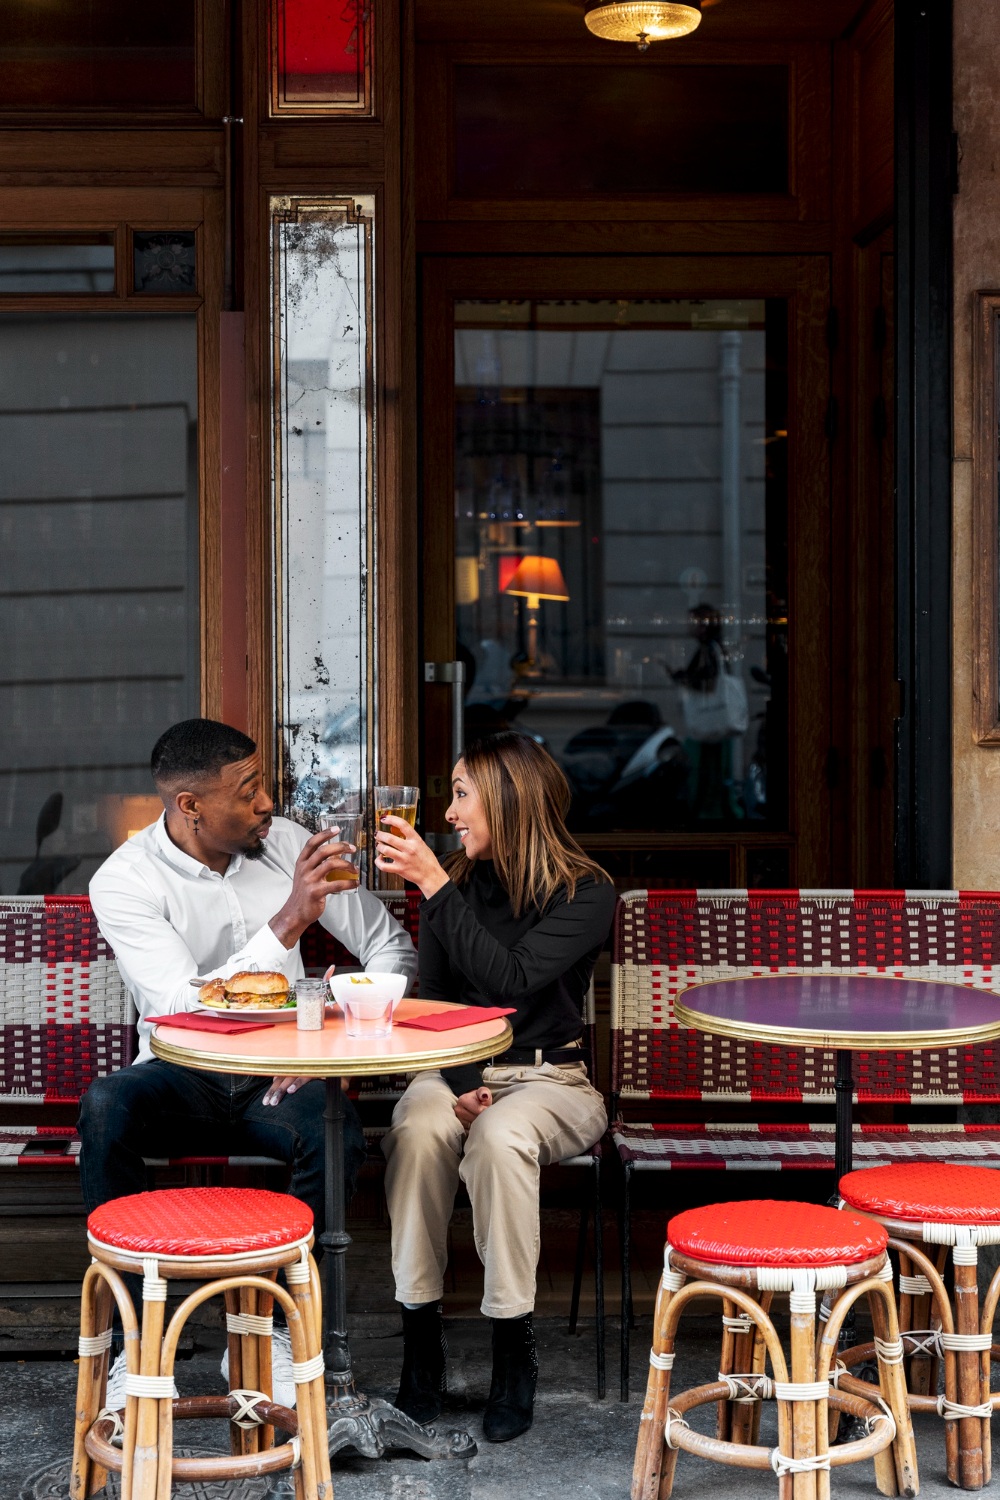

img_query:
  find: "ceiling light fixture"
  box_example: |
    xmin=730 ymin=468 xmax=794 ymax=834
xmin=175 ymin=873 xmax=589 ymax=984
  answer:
xmin=584 ymin=1 xmax=702 ymax=51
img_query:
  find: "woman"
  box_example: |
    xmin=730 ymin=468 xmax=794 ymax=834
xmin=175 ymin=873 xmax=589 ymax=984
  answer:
xmin=375 ymin=732 xmax=615 ymax=1442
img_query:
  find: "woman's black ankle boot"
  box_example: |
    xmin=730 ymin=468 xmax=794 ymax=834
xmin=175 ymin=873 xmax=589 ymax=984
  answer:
xmin=483 ymin=1313 xmax=538 ymax=1442
xmin=395 ymin=1303 xmax=447 ymax=1425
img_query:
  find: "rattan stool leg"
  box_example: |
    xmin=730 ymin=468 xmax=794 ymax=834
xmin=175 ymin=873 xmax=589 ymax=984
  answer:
xmin=978 ymin=1260 xmax=1000 ymax=1487
xmin=223 ymin=1288 xmax=244 ymax=1458
xmin=898 ymin=1250 xmax=936 ymax=1401
xmin=747 ymin=1292 xmax=774 ymax=1449
xmin=816 ymin=1294 xmax=840 ymax=1448
xmin=716 ymin=1297 xmax=741 ymax=1441
xmin=787 ymin=1289 xmax=819 ymax=1500
xmin=889 ymin=1237 xmax=959 ymax=1486
xmin=129 ymin=1263 xmax=167 ymax=1500
xmin=630 ymin=1262 xmax=684 ymax=1500
xmin=286 ymin=1296 xmax=323 ymax=1500
xmin=869 ymin=1277 xmax=918 ymax=1497
xmin=287 ymin=1253 xmax=333 ymax=1500
xmin=732 ymin=1293 xmax=772 ymax=1449
xmin=256 ymin=1278 xmax=277 ymax=1455
xmin=71 ymin=1265 xmax=116 ymax=1500
xmin=240 ymin=1286 xmax=262 ymax=1457
xmin=955 ymin=1251 xmax=985 ymax=1490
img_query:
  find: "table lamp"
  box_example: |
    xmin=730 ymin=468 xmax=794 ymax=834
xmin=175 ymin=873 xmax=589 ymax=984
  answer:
xmin=502 ymin=554 xmax=570 ymax=667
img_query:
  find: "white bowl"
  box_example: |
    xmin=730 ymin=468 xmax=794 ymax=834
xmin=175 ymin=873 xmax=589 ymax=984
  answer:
xmin=329 ymin=971 xmax=408 ymax=1010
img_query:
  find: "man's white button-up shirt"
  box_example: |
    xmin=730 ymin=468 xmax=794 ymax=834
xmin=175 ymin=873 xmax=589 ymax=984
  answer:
xmin=89 ymin=813 xmax=418 ymax=1062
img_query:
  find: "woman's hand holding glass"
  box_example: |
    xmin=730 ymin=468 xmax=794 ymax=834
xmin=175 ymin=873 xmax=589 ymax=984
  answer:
xmin=374 ymin=816 xmax=450 ymax=899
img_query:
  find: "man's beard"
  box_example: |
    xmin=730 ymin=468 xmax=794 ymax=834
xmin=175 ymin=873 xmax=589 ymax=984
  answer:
xmin=243 ymin=837 xmax=267 ymax=861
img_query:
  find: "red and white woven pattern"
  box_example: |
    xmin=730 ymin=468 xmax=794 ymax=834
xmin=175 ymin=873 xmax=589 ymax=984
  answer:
xmin=612 ymin=1122 xmax=1000 ymax=1171
xmin=1 ymin=897 xmax=134 ymax=1103
xmin=300 ymin=890 xmax=420 ymax=975
xmin=0 ymin=1125 xmax=81 ymax=1165
xmin=611 ymin=889 xmax=1000 ymax=1104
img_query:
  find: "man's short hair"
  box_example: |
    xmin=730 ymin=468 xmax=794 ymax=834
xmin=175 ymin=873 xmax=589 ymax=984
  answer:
xmin=151 ymin=719 xmax=257 ymax=788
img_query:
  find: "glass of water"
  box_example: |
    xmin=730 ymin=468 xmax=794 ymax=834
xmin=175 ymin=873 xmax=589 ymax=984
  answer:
xmin=342 ymin=992 xmax=395 ymax=1039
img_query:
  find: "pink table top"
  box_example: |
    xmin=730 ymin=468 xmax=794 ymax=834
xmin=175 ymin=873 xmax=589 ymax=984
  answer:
xmin=150 ymin=998 xmax=514 ymax=1078
xmin=674 ymin=973 xmax=1000 ymax=1050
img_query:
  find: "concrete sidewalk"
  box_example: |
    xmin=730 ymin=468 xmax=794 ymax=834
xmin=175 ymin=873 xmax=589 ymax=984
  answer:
xmin=6 ymin=1314 xmax=983 ymax=1499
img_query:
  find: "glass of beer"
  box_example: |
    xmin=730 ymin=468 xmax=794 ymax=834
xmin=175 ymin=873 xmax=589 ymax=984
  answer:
xmin=375 ymin=785 xmax=418 ymax=827
xmin=318 ymin=812 xmax=364 ymax=887
xmin=375 ymin=786 xmax=418 ymax=865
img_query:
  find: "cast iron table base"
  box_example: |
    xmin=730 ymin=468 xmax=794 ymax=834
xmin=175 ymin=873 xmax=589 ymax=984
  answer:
xmin=321 ymin=1076 xmax=477 ymax=1462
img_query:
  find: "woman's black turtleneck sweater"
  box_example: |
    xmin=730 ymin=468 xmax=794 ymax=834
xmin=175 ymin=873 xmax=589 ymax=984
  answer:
xmin=417 ymin=859 xmax=616 ymax=1096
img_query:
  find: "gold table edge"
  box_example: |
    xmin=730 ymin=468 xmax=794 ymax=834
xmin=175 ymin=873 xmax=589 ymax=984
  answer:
xmin=673 ymin=995 xmax=1000 ymax=1051
xmin=150 ymin=1020 xmax=515 ymax=1077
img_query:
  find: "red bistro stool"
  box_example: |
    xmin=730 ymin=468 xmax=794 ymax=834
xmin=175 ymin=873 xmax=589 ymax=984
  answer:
xmin=70 ymin=1187 xmax=332 ymax=1500
xmin=631 ymin=1200 xmax=917 ymax=1500
xmin=840 ymin=1162 xmax=1000 ymax=1491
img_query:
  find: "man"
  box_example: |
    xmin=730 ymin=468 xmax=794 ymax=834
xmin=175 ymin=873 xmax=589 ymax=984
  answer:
xmin=80 ymin=718 xmax=417 ymax=1403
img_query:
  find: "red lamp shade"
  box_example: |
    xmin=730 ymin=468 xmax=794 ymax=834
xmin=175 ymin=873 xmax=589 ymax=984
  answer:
xmin=502 ymin=555 xmax=570 ymax=607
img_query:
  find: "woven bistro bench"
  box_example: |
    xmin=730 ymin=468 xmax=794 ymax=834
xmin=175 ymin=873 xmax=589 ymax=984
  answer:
xmin=610 ymin=888 xmax=1000 ymax=1399
xmin=0 ymin=891 xmax=422 ymax=1174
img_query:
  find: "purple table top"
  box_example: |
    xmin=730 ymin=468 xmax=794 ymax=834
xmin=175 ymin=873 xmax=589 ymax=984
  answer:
xmin=673 ymin=973 xmax=1000 ymax=1049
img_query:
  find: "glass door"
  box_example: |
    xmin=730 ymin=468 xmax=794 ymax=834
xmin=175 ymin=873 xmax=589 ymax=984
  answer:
xmin=422 ymin=258 xmax=832 ymax=889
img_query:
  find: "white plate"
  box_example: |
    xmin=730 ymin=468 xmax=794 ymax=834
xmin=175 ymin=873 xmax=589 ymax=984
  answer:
xmin=194 ymin=1002 xmax=301 ymax=1023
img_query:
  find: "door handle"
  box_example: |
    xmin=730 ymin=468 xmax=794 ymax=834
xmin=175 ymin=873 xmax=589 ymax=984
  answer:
xmin=424 ymin=661 xmax=466 ymax=852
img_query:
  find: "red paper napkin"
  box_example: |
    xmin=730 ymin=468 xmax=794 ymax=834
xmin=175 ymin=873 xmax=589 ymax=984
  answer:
xmin=395 ymin=1006 xmax=515 ymax=1032
xmin=148 ymin=1013 xmax=276 ymax=1035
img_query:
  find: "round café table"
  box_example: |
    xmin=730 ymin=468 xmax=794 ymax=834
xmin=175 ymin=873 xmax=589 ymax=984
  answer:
xmin=674 ymin=973 xmax=1000 ymax=1182
xmin=151 ymin=997 xmax=512 ymax=1464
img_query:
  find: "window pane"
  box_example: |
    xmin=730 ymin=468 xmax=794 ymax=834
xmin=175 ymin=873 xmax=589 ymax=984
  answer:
xmin=0 ymin=1 xmax=196 ymax=111
xmin=271 ymin=196 xmax=376 ymax=836
xmin=453 ymin=66 xmax=789 ymax=197
xmin=454 ymin=298 xmax=788 ymax=833
xmin=272 ymin=0 xmax=371 ymax=114
xmin=133 ymin=231 xmax=197 ymax=294
xmin=0 ymin=235 xmax=114 ymax=294
xmin=0 ymin=313 xmax=199 ymax=894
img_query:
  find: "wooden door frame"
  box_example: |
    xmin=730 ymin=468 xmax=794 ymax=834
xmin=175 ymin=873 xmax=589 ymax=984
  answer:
xmin=420 ymin=253 xmax=833 ymax=884
xmin=241 ymin=0 xmax=416 ymax=800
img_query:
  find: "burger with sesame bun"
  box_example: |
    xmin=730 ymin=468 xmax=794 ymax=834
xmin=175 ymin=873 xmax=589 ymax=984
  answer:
xmin=199 ymin=971 xmax=294 ymax=1009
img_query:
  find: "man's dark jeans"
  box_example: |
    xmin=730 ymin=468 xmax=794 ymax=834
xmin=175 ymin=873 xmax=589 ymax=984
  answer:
xmin=79 ymin=1060 xmax=367 ymax=1297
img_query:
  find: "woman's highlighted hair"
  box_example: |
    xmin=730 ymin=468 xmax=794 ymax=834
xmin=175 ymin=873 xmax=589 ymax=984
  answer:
xmin=445 ymin=731 xmax=611 ymax=915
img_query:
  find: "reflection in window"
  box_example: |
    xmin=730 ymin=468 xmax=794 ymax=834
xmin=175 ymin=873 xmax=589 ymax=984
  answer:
xmin=271 ymin=0 xmax=371 ymax=114
xmin=0 ymin=313 xmax=199 ymax=894
xmin=0 ymin=236 xmax=114 ymax=294
xmin=0 ymin=2 xmax=197 ymax=111
xmin=454 ymin=299 xmax=788 ymax=833
xmin=271 ymin=195 xmax=375 ymax=831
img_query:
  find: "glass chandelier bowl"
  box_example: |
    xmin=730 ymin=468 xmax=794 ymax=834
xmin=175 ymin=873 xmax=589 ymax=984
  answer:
xmin=584 ymin=1 xmax=702 ymax=50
